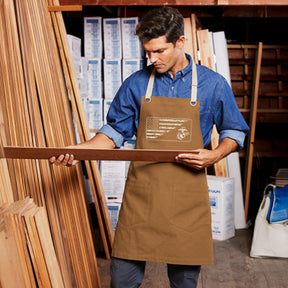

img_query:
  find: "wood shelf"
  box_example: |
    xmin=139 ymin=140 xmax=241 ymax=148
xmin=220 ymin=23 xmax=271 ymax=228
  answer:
xmin=59 ymin=0 xmax=288 ymax=6
xmin=228 ymin=44 xmax=288 ymax=124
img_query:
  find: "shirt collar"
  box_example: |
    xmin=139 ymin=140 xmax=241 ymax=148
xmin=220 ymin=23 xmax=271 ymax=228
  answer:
xmin=183 ymin=53 xmax=193 ymax=75
xmin=156 ymin=53 xmax=193 ymax=79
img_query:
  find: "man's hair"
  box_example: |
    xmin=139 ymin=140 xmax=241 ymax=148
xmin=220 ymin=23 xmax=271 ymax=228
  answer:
xmin=135 ymin=7 xmax=184 ymax=45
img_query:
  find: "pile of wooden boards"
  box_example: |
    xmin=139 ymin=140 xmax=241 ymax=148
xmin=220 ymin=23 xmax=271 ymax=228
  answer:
xmin=184 ymin=14 xmax=229 ymax=178
xmin=0 ymin=0 xmax=112 ymax=287
xmin=1 ymin=198 xmax=65 ymax=287
xmin=183 ymin=15 xmax=247 ymax=228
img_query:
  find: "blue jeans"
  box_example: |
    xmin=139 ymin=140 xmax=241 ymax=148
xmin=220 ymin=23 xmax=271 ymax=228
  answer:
xmin=110 ymin=257 xmax=201 ymax=288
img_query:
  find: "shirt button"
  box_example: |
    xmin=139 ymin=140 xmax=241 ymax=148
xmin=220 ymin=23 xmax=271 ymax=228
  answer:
xmin=171 ymin=86 xmax=174 ymax=90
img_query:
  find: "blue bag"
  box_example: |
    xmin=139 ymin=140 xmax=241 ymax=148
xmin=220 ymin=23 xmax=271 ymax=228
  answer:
xmin=266 ymin=184 xmax=288 ymax=224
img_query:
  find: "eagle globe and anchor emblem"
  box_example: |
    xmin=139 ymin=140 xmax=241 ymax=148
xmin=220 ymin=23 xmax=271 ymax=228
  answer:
xmin=177 ymin=126 xmax=191 ymax=141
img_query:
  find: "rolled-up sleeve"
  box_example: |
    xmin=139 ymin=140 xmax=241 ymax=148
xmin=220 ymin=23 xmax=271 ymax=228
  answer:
xmin=97 ymin=124 xmax=125 ymax=148
xmin=219 ymin=129 xmax=247 ymax=151
xmin=213 ymin=79 xmax=249 ymax=151
xmin=95 ymin=70 xmax=148 ymax=148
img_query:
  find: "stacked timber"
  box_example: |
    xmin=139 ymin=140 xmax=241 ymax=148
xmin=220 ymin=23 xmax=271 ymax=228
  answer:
xmin=184 ymin=16 xmax=248 ymax=228
xmin=0 ymin=0 xmax=113 ymax=287
xmin=184 ymin=15 xmax=228 ymax=177
xmin=0 ymin=198 xmax=65 ymax=288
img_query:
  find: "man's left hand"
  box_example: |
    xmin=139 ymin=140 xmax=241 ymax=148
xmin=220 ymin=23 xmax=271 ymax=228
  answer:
xmin=175 ymin=149 xmax=219 ymax=170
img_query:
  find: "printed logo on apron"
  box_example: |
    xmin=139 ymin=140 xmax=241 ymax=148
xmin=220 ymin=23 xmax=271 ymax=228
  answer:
xmin=145 ymin=116 xmax=192 ymax=142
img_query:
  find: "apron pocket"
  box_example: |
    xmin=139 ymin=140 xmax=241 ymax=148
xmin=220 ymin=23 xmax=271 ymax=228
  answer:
xmin=169 ymin=184 xmax=210 ymax=233
xmin=118 ymin=179 xmax=151 ymax=227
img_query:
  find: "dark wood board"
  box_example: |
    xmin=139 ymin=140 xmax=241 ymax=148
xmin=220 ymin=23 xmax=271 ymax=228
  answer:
xmin=3 ymin=146 xmax=199 ymax=162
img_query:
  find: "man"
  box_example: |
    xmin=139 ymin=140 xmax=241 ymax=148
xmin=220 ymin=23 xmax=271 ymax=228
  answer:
xmin=50 ymin=7 xmax=249 ymax=288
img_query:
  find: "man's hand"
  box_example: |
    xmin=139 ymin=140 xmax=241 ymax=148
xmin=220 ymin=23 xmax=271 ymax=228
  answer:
xmin=175 ymin=138 xmax=238 ymax=170
xmin=48 ymin=132 xmax=115 ymax=167
xmin=175 ymin=149 xmax=218 ymax=170
xmin=49 ymin=153 xmax=78 ymax=167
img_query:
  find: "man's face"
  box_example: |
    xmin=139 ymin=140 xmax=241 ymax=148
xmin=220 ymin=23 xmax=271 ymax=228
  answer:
xmin=142 ymin=35 xmax=185 ymax=75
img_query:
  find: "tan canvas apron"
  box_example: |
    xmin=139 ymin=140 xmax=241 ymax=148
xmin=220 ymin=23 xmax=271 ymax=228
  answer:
xmin=112 ymin=62 xmax=213 ymax=265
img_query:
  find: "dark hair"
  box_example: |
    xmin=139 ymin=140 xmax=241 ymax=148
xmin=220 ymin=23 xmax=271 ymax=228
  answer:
xmin=135 ymin=7 xmax=184 ymax=45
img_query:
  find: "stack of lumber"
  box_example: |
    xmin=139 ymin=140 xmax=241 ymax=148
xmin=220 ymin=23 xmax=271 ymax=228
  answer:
xmin=184 ymin=16 xmax=247 ymax=228
xmin=0 ymin=0 xmax=112 ymax=286
xmin=0 ymin=198 xmax=64 ymax=288
xmin=184 ymin=15 xmax=228 ymax=178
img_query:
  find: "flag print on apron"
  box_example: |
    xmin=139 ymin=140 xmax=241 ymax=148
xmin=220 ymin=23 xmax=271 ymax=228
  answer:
xmin=112 ymin=62 xmax=213 ymax=265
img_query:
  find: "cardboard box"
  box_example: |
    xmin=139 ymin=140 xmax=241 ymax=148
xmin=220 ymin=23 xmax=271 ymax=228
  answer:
xmin=108 ymin=203 xmax=122 ymax=232
xmin=67 ymin=34 xmax=81 ymax=58
xmin=123 ymin=139 xmax=136 ymax=178
xmin=207 ymin=175 xmax=235 ymax=241
xmin=100 ymin=160 xmax=126 ymax=178
xmin=121 ymin=17 xmax=143 ymax=59
xmin=103 ymin=99 xmax=112 ymax=124
xmin=103 ymin=18 xmax=122 ymax=59
xmin=102 ymin=176 xmax=125 ymax=203
xmin=122 ymin=58 xmax=144 ymax=81
xmin=87 ymin=58 xmax=102 ymax=99
xmin=103 ymin=59 xmax=122 ymax=99
xmin=86 ymin=99 xmax=103 ymax=130
xmin=84 ymin=17 xmax=102 ymax=58
xmin=100 ymin=160 xmax=126 ymax=202
xmin=78 ymin=57 xmax=89 ymax=97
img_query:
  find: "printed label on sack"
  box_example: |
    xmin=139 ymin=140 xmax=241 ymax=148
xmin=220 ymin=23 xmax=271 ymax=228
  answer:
xmin=145 ymin=117 xmax=192 ymax=142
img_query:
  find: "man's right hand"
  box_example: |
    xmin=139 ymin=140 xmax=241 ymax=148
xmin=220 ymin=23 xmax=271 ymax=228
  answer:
xmin=49 ymin=153 xmax=78 ymax=167
xmin=48 ymin=132 xmax=116 ymax=167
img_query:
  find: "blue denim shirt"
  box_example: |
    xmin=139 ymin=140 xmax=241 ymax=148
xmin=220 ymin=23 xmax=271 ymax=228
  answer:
xmin=98 ymin=54 xmax=249 ymax=150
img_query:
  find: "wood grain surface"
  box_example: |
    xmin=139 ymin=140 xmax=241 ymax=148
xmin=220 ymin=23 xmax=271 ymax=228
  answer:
xmin=3 ymin=146 xmax=199 ymax=162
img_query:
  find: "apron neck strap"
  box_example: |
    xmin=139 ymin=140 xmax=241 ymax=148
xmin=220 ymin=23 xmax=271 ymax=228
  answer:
xmin=190 ymin=61 xmax=197 ymax=106
xmin=145 ymin=61 xmax=198 ymax=105
xmin=145 ymin=68 xmax=155 ymax=102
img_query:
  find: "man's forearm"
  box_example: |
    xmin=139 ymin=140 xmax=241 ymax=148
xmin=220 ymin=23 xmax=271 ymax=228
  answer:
xmin=213 ymin=137 xmax=238 ymax=163
xmin=72 ymin=132 xmax=116 ymax=150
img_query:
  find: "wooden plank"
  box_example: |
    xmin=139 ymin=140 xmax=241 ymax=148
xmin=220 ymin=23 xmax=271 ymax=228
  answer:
xmin=47 ymin=5 xmax=82 ymax=11
xmin=12 ymin=0 xmax=74 ymax=285
xmin=0 ymin=1 xmax=69 ymax=287
xmin=3 ymin=146 xmax=199 ymax=162
xmin=49 ymin=0 xmax=113 ymax=258
xmin=217 ymin=0 xmax=288 ymax=5
xmin=0 ymin=198 xmax=37 ymax=288
xmin=35 ymin=0 xmax=101 ymax=285
xmin=0 ymin=0 xmax=102 ymax=286
xmin=197 ymin=29 xmax=213 ymax=70
xmin=34 ymin=207 xmax=65 ymax=288
xmin=0 ymin=124 xmax=14 ymax=205
xmin=197 ymin=29 xmax=228 ymax=177
xmin=62 ymin=0 xmax=217 ymax=5
xmin=244 ymin=42 xmax=263 ymax=221
xmin=22 ymin=205 xmax=52 ymax=288
xmin=191 ymin=14 xmax=199 ymax=64
xmin=184 ymin=18 xmax=193 ymax=56
xmin=0 ymin=203 xmax=28 ymax=288
xmin=59 ymin=0 xmax=288 ymax=5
